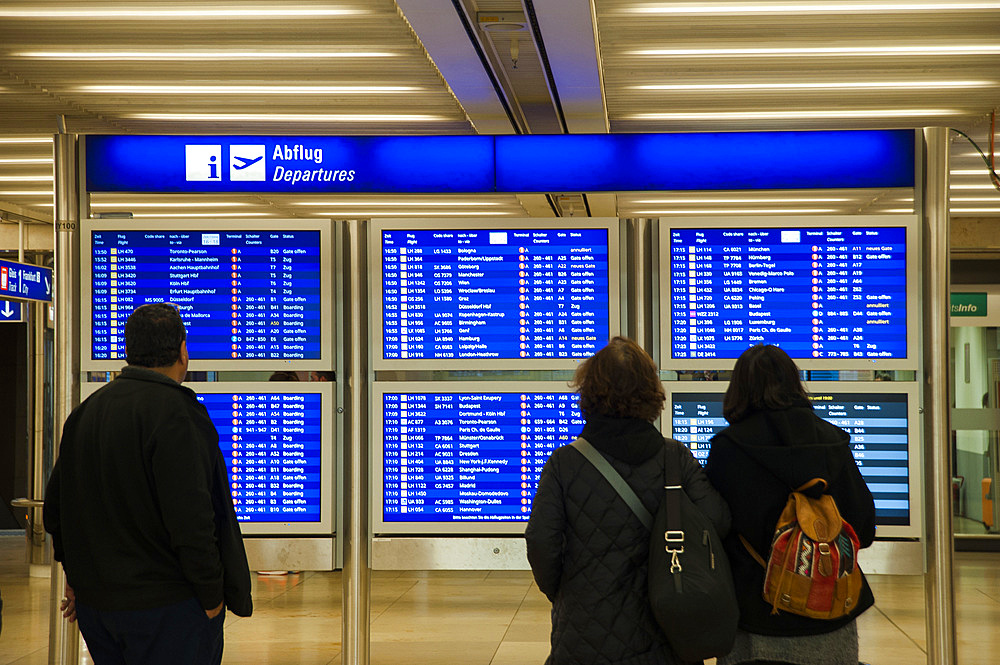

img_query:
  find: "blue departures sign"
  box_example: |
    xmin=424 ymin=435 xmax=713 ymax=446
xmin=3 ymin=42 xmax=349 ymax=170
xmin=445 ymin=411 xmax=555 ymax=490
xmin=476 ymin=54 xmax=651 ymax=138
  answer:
xmin=671 ymin=391 xmax=910 ymax=526
xmin=381 ymin=228 xmax=610 ymax=360
xmin=84 ymin=130 xmax=915 ymax=193
xmin=90 ymin=229 xmax=322 ymax=361
xmin=382 ymin=391 xmax=583 ymax=522
xmin=0 ymin=258 xmax=52 ymax=302
xmin=199 ymin=392 xmax=323 ymax=523
xmin=669 ymin=226 xmax=907 ymax=361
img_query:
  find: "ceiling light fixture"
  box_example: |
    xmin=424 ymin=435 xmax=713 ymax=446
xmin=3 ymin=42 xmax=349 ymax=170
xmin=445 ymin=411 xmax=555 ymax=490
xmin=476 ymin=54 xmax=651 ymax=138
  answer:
xmin=629 ymin=2 xmax=1000 ymax=15
xmin=629 ymin=197 xmax=854 ymax=204
xmin=0 ymin=175 xmax=53 ymax=182
xmin=127 ymin=113 xmax=448 ymax=122
xmin=630 ymin=208 xmax=843 ymax=215
xmin=950 ymin=184 xmax=1000 ymax=190
xmin=89 ymin=202 xmax=254 ymax=208
xmin=78 ymin=85 xmax=420 ymax=94
xmin=951 ymin=208 xmax=1000 ymax=213
xmin=628 ymin=109 xmax=958 ymax=120
xmin=951 ymin=196 xmax=1000 ymax=201
xmin=0 ymin=137 xmax=51 ymax=144
xmin=634 ymin=80 xmax=994 ymax=90
xmin=950 ymin=169 xmax=995 ymax=175
xmin=309 ymin=211 xmax=521 ymax=217
xmin=291 ymin=201 xmax=506 ymax=207
xmin=17 ymin=51 xmax=395 ymax=60
xmin=0 ymin=8 xmax=365 ymax=19
xmin=88 ymin=212 xmax=277 ymax=218
xmin=0 ymin=158 xmax=53 ymax=164
xmin=0 ymin=190 xmax=52 ymax=196
xmin=632 ymin=45 xmax=1000 ymax=57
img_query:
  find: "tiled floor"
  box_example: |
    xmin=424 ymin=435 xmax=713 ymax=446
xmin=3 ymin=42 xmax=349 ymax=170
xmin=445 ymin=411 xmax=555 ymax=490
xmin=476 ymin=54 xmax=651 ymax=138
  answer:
xmin=2 ymin=535 xmax=998 ymax=664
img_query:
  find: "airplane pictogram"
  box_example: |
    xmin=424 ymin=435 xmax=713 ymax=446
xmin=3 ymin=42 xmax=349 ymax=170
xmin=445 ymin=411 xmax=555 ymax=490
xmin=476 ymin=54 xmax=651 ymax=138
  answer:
xmin=232 ymin=155 xmax=264 ymax=170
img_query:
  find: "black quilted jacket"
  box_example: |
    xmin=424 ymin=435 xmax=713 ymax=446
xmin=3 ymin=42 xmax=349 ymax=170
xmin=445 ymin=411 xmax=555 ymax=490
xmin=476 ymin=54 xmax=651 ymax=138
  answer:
xmin=525 ymin=414 xmax=731 ymax=665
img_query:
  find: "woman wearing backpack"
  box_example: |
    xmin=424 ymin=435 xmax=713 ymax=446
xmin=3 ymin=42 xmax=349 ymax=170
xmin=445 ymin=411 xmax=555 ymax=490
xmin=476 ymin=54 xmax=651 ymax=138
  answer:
xmin=526 ymin=336 xmax=731 ymax=665
xmin=705 ymin=344 xmax=877 ymax=665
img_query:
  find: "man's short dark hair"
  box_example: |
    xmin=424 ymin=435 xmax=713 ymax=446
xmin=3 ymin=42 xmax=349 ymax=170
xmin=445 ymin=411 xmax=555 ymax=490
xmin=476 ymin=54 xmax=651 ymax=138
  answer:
xmin=722 ymin=344 xmax=811 ymax=423
xmin=124 ymin=303 xmax=186 ymax=368
xmin=571 ymin=336 xmax=665 ymax=422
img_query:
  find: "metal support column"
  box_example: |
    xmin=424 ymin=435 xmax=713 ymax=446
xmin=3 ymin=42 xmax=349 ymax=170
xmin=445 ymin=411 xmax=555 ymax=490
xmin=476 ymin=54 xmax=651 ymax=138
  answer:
xmin=50 ymin=131 xmax=82 ymax=665
xmin=921 ymin=126 xmax=957 ymax=665
xmin=342 ymin=219 xmax=371 ymax=665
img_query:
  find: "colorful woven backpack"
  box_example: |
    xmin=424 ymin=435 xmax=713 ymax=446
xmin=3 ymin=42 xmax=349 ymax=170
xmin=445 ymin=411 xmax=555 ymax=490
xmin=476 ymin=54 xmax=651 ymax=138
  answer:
xmin=740 ymin=478 xmax=863 ymax=619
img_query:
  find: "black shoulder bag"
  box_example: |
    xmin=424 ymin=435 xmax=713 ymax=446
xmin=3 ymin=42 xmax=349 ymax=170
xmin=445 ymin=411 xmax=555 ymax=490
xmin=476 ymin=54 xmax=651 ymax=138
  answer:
xmin=571 ymin=438 xmax=738 ymax=662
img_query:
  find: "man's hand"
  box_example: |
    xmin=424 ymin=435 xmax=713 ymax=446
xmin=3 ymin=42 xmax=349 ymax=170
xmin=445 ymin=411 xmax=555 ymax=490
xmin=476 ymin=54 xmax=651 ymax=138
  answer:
xmin=205 ymin=601 xmax=224 ymax=620
xmin=60 ymin=584 xmax=77 ymax=623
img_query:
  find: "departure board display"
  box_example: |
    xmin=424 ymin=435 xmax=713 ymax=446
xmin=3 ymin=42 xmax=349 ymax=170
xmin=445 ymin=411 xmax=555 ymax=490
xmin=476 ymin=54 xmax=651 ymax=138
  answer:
xmin=80 ymin=381 xmax=334 ymax=534
xmin=668 ymin=388 xmax=912 ymax=528
xmin=201 ymin=392 xmax=323 ymax=523
xmin=376 ymin=384 xmax=583 ymax=532
xmin=665 ymin=219 xmax=914 ymax=369
xmin=374 ymin=220 xmax=618 ymax=369
xmin=83 ymin=220 xmax=332 ymax=371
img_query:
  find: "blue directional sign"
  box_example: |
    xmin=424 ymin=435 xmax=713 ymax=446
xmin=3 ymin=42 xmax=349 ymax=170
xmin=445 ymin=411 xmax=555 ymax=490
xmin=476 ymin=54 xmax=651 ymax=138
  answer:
xmin=0 ymin=259 xmax=53 ymax=302
xmin=0 ymin=299 xmax=23 ymax=322
xmin=84 ymin=130 xmax=916 ymax=194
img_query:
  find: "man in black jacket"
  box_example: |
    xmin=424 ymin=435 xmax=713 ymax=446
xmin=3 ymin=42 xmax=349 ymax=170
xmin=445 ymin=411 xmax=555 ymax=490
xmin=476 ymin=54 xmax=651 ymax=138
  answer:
xmin=44 ymin=303 xmax=252 ymax=665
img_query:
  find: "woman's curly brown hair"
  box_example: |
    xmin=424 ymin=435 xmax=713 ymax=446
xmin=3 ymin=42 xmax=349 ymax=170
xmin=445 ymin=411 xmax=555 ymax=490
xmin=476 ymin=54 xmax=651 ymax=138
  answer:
xmin=571 ymin=336 xmax=665 ymax=422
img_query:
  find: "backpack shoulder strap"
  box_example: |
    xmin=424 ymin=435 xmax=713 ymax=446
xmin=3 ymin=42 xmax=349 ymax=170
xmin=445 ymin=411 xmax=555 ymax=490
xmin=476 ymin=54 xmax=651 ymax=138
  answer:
xmin=571 ymin=437 xmax=652 ymax=530
xmin=739 ymin=534 xmax=768 ymax=567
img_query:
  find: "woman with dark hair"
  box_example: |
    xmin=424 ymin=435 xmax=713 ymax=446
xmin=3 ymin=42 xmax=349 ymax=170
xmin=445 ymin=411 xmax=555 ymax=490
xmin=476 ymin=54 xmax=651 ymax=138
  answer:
xmin=705 ymin=344 xmax=876 ymax=665
xmin=526 ymin=336 xmax=730 ymax=665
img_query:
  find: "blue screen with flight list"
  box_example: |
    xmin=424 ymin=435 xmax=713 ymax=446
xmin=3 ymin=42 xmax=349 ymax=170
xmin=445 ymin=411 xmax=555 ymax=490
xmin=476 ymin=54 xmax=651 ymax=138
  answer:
xmin=670 ymin=390 xmax=910 ymax=526
xmin=90 ymin=229 xmax=322 ymax=361
xmin=668 ymin=226 xmax=907 ymax=361
xmin=381 ymin=390 xmax=583 ymax=522
xmin=380 ymin=228 xmax=610 ymax=361
xmin=199 ymin=391 xmax=323 ymax=523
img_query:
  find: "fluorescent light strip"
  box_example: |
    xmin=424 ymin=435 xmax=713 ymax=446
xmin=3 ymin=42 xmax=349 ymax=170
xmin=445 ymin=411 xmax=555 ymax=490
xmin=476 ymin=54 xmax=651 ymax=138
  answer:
xmin=951 ymin=196 xmax=1000 ymax=201
xmin=128 ymin=113 xmax=448 ymax=122
xmin=630 ymin=197 xmax=854 ymax=204
xmin=881 ymin=208 xmax=920 ymax=213
xmin=17 ymin=51 xmax=395 ymax=60
xmin=628 ymin=109 xmax=958 ymax=120
xmin=635 ymin=80 xmax=994 ymax=91
xmin=0 ymin=138 xmax=51 ymax=144
xmin=79 ymin=85 xmax=420 ymax=94
xmin=951 ymin=169 xmax=996 ymax=175
xmin=87 ymin=212 xmax=276 ymax=218
xmin=632 ymin=208 xmax=842 ymax=215
xmin=90 ymin=202 xmax=253 ymax=208
xmin=951 ymin=184 xmax=1000 ymax=190
xmin=0 ymin=158 xmax=53 ymax=165
xmin=292 ymin=201 xmax=505 ymax=207
xmin=0 ymin=191 xmax=51 ymax=196
xmin=0 ymin=8 xmax=364 ymax=19
xmin=0 ymin=175 xmax=53 ymax=182
xmin=309 ymin=211 xmax=520 ymax=217
xmin=632 ymin=45 xmax=1000 ymax=57
xmin=951 ymin=208 xmax=1000 ymax=213
xmin=629 ymin=2 xmax=1000 ymax=15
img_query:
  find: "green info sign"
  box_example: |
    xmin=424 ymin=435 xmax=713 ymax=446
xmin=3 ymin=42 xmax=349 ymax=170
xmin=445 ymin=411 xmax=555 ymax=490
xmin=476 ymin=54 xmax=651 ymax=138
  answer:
xmin=950 ymin=292 xmax=987 ymax=317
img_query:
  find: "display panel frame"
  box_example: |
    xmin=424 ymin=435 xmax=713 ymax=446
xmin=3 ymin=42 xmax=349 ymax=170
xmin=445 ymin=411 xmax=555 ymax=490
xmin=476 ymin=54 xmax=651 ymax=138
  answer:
xmin=658 ymin=215 xmax=919 ymax=371
xmin=80 ymin=218 xmax=334 ymax=372
xmin=369 ymin=217 xmax=622 ymax=371
xmin=662 ymin=380 xmax=922 ymax=539
xmin=371 ymin=380 xmax=583 ymax=535
xmin=80 ymin=380 xmax=335 ymax=536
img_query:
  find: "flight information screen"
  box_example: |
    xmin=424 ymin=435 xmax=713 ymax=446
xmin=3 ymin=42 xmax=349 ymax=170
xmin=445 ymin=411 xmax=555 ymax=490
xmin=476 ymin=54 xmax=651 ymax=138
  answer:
xmin=90 ymin=229 xmax=322 ymax=361
xmin=667 ymin=226 xmax=907 ymax=361
xmin=380 ymin=228 xmax=610 ymax=361
xmin=380 ymin=390 xmax=583 ymax=523
xmin=669 ymin=391 xmax=910 ymax=526
xmin=200 ymin=392 xmax=323 ymax=523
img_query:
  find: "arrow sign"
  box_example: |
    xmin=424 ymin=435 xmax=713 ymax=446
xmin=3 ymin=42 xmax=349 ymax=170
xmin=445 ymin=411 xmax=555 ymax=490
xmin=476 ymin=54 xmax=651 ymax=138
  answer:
xmin=0 ymin=299 xmax=23 ymax=323
xmin=0 ymin=258 xmax=53 ymax=303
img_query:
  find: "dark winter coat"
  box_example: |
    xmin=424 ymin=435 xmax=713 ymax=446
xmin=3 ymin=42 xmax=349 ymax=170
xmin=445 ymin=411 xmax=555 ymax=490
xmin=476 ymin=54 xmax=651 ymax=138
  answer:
xmin=705 ymin=405 xmax=876 ymax=637
xmin=525 ymin=414 xmax=731 ymax=665
xmin=44 ymin=366 xmax=252 ymax=617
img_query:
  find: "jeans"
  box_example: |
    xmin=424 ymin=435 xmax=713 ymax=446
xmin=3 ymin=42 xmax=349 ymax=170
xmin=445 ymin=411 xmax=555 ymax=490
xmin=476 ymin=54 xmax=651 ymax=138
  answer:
xmin=76 ymin=596 xmax=224 ymax=665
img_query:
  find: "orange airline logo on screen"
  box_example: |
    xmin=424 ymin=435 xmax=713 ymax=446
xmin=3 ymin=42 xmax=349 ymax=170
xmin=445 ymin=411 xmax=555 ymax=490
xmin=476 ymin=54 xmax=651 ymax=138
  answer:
xmin=1 ymin=266 xmax=7 ymax=291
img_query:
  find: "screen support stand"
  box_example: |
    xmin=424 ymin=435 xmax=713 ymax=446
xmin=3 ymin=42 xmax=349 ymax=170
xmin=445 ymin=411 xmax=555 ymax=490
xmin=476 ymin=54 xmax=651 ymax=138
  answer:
xmin=50 ymin=130 xmax=83 ymax=664
xmin=920 ymin=126 xmax=957 ymax=665
xmin=342 ymin=219 xmax=371 ymax=665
